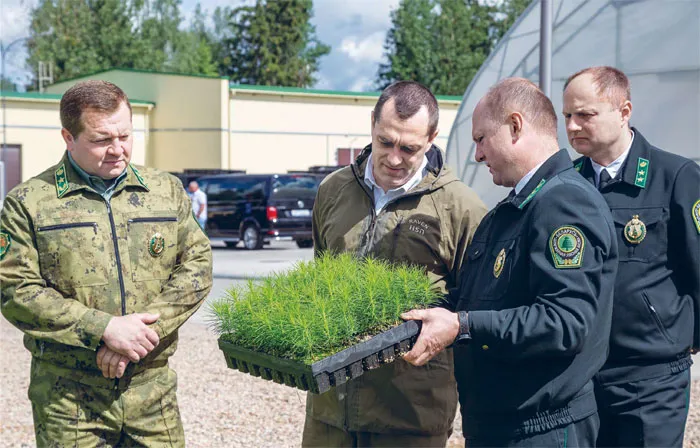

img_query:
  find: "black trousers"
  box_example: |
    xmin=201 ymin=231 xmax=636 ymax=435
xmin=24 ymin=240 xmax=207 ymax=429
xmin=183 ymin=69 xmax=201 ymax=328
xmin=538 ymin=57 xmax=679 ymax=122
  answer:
xmin=595 ymin=369 xmax=691 ymax=448
xmin=463 ymin=412 xmax=599 ymax=448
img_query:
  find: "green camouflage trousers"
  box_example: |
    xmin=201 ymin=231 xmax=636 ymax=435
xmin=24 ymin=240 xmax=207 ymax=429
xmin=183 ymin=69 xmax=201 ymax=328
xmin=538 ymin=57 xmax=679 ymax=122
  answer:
xmin=29 ymin=359 xmax=185 ymax=447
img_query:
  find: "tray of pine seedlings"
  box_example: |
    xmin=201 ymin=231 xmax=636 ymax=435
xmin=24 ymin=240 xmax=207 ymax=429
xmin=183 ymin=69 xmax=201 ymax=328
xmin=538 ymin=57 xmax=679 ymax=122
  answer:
xmin=210 ymin=252 xmax=440 ymax=394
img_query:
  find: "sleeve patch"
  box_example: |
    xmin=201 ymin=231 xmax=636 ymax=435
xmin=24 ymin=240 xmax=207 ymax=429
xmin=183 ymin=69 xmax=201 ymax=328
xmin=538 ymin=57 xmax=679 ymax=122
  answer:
xmin=693 ymin=199 xmax=700 ymax=234
xmin=0 ymin=231 xmax=11 ymax=260
xmin=549 ymin=225 xmax=585 ymax=269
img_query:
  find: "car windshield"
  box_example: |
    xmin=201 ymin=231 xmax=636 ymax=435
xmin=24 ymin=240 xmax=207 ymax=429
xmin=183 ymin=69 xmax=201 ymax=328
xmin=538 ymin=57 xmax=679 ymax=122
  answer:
xmin=270 ymin=175 xmax=318 ymax=199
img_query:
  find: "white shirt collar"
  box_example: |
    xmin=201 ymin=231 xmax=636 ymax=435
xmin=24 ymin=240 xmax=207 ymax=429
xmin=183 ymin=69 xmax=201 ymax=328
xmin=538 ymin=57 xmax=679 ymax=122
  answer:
xmin=591 ymin=130 xmax=635 ymax=186
xmin=364 ymin=153 xmax=429 ymax=213
xmin=514 ymin=160 xmax=546 ymax=195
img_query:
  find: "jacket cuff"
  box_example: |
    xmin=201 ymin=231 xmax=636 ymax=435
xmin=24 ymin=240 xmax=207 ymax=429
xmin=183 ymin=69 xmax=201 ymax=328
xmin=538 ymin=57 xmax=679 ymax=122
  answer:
xmin=467 ymin=310 xmax=494 ymax=339
xmin=78 ymin=309 xmax=113 ymax=350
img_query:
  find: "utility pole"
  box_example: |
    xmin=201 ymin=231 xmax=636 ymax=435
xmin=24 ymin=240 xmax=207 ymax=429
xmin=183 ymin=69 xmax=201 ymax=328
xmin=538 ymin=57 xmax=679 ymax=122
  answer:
xmin=539 ymin=0 xmax=553 ymax=98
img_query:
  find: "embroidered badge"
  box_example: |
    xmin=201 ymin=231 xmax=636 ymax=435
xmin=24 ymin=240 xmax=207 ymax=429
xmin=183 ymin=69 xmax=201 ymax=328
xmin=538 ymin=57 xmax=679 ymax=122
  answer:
xmin=493 ymin=248 xmax=506 ymax=278
xmin=692 ymin=200 xmax=700 ymax=235
xmin=574 ymin=161 xmax=583 ymax=172
xmin=55 ymin=164 xmax=69 ymax=198
xmin=634 ymin=158 xmax=649 ymax=188
xmin=549 ymin=226 xmax=585 ymax=269
xmin=624 ymin=215 xmax=647 ymax=244
xmin=0 ymin=231 xmax=11 ymax=260
xmin=148 ymin=232 xmax=165 ymax=257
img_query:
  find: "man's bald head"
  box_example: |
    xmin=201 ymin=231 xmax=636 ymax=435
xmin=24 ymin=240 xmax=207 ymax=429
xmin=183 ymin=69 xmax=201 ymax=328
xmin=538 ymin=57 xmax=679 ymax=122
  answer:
xmin=479 ymin=77 xmax=558 ymax=138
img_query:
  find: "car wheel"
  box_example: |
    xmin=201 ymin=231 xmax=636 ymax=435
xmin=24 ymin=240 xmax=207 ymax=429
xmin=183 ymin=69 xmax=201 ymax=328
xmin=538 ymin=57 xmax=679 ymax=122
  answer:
xmin=296 ymin=239 xmax=313 ymax=249
xmin=242 ymin=225 xmax=263 ymax=250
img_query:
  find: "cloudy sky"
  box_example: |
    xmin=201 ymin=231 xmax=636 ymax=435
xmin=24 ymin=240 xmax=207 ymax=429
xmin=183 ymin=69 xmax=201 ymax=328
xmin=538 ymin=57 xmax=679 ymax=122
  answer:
xmin=0 ymin=0 xmax=399 ymax=92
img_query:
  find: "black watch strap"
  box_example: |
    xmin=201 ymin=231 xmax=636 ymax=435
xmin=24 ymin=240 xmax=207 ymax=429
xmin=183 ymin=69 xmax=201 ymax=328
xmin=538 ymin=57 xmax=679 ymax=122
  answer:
xmin=455 ymin=311 xmax=471 ymax=344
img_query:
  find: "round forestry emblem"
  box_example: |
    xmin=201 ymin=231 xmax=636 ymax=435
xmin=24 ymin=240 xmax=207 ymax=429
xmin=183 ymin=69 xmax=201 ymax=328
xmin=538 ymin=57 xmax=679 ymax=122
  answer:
xmin=148 ymin=232 xmax=165 ymax=257
xmin=549 ymin=225 xmax=585 ymax=269
xmin=493 ymin=248 xmax=506 ymax=278
xmin=624 ymin=215 xmax=646 ymax=244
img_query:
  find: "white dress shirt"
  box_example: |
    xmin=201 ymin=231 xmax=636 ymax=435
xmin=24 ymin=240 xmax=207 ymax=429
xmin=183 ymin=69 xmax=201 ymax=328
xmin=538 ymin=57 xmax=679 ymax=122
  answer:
xmin=364 ymin=153 xmax=429 ymax=214
xmin=591 ymin=130 xmax=635 ymax=187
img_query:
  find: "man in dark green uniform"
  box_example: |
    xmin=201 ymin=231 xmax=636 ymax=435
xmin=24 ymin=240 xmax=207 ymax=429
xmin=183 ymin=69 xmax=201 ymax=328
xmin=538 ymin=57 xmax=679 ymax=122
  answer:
xmin=0 ymin=80 xmax=213 ymax=446
xmin=403 ymin=78 xmax=618 ymax=447
xmin=563 ymin=66 xmax=700 ymax=447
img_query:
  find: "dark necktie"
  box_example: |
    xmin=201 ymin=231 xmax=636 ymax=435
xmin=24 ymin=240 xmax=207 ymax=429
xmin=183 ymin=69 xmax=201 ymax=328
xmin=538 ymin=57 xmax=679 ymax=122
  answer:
xmin=599 ymin=169 xmax=612 ymax=191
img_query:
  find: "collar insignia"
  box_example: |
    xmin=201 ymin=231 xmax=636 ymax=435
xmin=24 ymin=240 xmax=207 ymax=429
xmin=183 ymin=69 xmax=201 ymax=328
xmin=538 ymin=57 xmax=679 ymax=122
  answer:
xmin=634 ymin=158 xmax=649 ymax=188
xmin=55 ymin=164 xmax=69 ymax=198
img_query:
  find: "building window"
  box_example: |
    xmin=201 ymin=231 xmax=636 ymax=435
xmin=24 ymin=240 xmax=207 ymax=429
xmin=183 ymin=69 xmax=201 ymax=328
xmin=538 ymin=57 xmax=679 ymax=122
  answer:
xmin=336 ymin=148 xmax=363 ymax=166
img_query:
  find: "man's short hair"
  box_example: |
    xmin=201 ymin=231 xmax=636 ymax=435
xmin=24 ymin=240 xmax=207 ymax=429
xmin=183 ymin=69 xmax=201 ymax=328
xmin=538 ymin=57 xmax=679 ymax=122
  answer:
xmin=482 ymin=77 xmax=557 ymax=138
xmin=564 ymin=66 xmax=631 ymax=107
xmin=373 ymin=81 xmax=439 ymax=137
xmin=60 ymin=80 xmax=132 ymax=138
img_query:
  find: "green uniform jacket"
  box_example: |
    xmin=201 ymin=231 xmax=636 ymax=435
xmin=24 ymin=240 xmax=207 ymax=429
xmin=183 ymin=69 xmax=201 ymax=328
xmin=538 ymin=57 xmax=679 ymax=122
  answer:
xmin=0 ymin=153 xmax=213 ymax=387
xmin=306 ymin=144 xmax=487 ymax=434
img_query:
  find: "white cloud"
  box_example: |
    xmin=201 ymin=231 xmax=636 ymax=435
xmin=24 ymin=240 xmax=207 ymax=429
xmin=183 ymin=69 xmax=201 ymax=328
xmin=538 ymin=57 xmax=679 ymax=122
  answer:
xmin=340 ymin=32 xmax=385 ymax=64
xmin=0 ymin=0 xmax=35 ymax=43
xmin=348 ymin=76 xmax=374 ymax=93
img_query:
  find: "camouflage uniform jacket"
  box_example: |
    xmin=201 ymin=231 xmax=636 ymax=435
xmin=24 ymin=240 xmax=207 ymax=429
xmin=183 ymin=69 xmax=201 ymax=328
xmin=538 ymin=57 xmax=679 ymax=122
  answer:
xmin=0 ymin=152 xmax=213 ymax=386
xmin=307 ymin=144 xmax=487 ymax=434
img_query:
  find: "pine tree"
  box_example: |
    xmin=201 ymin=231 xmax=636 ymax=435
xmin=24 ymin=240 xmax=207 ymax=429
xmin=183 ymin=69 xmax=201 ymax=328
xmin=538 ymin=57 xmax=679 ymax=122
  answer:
xmin=219 ymin=0 xmax=330 ymax=87
xmin=377 ymin=0 xmax=531 ymax=95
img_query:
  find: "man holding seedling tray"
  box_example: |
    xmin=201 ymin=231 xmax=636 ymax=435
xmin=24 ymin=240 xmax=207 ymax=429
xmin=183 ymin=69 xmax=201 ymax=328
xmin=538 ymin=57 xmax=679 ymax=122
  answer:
xmin=403 ymin=78 xmax=618 ymax=447
xmin=302 ymin=81 xmax=487 ymax=446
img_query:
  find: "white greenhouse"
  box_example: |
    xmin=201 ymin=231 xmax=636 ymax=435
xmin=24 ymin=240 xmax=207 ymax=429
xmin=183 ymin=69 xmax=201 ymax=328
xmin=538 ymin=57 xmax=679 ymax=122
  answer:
xmin=446 ymin=0 xmax=700 ymax=207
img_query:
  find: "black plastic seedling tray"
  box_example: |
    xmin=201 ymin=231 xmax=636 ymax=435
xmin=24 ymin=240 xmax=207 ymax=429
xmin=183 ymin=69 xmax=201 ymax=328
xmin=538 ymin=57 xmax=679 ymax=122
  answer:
xmin=218 ymin=320 xmax=421 ymax=394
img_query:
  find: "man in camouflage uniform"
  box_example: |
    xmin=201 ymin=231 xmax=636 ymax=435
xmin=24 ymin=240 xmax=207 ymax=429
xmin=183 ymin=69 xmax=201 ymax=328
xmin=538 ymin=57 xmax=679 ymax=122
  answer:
xmin=303 ymin=81 xmax=487 ymax=446
xmin=0 ymin=80 xmax=213 ymax=447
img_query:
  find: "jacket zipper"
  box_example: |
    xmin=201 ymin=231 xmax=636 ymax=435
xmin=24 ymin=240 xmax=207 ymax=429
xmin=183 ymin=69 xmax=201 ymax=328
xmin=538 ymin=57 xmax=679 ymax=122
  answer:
xmin=127 ymin=217 xmax=177 ymax=224
xmin=38 ymin=222 xmax=98 ymax=234
xmin=105 ymin=200 xmax=127 ymax=316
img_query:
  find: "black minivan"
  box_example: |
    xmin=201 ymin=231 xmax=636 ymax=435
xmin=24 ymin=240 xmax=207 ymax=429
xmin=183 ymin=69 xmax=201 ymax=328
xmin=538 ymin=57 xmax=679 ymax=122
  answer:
xmin=197 ymin=173 xmax=319 ymax=250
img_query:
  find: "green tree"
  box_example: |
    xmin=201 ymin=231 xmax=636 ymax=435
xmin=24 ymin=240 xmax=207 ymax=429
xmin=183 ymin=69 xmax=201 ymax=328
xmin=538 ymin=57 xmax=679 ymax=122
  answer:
xmin=377 ymin=0 xmax=531 ymax=95
xmin=27 ymin=0 xmax=217 ymax=83
xmin=219 ymin=0 xmax=330 ymax=87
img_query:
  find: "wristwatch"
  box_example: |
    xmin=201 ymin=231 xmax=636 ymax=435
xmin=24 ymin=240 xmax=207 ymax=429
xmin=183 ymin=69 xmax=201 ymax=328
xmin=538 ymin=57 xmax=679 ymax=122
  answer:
xmin=455 ymin=311 xmax=472 ymax=344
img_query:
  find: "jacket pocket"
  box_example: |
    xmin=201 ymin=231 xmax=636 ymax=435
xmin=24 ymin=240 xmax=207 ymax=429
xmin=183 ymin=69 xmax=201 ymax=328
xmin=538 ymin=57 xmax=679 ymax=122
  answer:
xmin=480 ymin=238 xmax=517 ymax=301
xmin=36 ymin=221 xmax=109 ymax=289
xmin=641 ymin=290 xmax=675 ymax=344
xmin=126 ymin=216 xmax=178 ymax=282
xmin=611 ymin=207 xmax=667 ymax=262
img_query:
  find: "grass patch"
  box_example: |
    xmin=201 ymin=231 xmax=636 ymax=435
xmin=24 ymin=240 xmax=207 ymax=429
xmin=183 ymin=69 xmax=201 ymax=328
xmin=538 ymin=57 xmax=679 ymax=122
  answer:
xmin=210 ymin=252 xmax=440 ymax=364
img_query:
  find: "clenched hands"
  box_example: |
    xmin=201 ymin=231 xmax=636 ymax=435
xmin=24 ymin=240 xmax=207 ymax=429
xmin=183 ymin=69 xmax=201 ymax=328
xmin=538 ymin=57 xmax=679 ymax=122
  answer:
xmin=101 ymin=313 xmax=161 ymax=363
xmin=401 ymin=308 xmax=460 ymax=366
xmin=97 ymin=346 xmax=130 ymax=378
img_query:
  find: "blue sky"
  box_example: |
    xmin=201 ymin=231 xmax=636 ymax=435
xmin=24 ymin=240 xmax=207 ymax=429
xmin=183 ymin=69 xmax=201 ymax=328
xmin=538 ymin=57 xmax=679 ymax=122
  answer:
xmin=0 ymin=0 xmax=399 ymax=92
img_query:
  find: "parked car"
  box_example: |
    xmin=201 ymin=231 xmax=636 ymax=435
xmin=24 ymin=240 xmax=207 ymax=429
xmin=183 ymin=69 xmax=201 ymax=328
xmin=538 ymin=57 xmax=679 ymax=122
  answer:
xmin=197 ymin=173 xmax=320 ymax=250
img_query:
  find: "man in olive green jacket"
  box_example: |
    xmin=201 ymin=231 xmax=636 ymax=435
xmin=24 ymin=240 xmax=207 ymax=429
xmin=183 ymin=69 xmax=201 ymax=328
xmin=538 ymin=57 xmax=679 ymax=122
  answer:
xmin=0 ymin=80 xmax=212 ymax=447
xmin=303 ymin=81 xmax=487 ymax=446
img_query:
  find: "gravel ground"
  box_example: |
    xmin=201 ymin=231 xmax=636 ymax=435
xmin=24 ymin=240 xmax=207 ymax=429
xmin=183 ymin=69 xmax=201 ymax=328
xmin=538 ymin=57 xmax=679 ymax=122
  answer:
xmin=1 ymin=315 xmax=698 ymax=447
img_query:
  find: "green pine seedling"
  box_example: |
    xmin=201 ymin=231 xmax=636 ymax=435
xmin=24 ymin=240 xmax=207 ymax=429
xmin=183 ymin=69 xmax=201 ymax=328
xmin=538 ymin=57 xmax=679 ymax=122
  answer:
xmin=210 ymin=252 xmax=440 ymax=364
